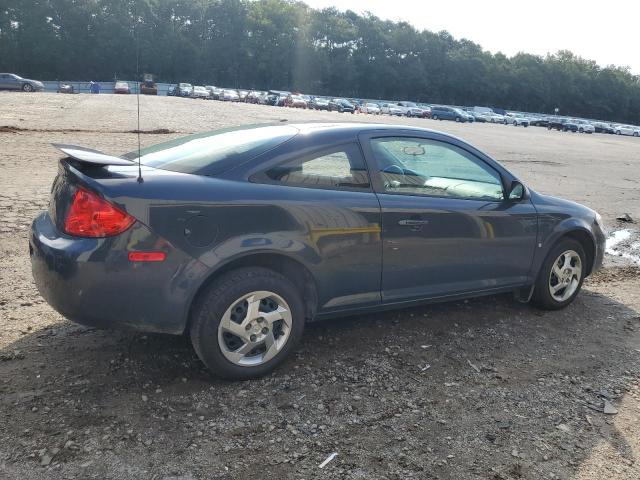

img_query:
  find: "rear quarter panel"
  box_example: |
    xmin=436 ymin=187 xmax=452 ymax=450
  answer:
xmin=90 ymin=167 xmax=383 ymax=315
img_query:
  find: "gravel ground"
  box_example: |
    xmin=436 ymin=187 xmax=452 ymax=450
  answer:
xmin=1 ymin=92 xmax=639 ymax=480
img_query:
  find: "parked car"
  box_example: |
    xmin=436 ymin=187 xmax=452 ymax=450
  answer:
xmin=397 ymin=101 xmax=425 ymax=117
xmin=309 ymin=97 xmax=330 ymax=110
xmin=0 ymin=73 xmax=44 ymax=92
xmin=178 ymin=83 xmax=193 ymax=97
xmin=528 ymin=116 xmax=549 ymax=127
xmin=360 ymin=102 xmax=381 ymax=114
xmin=504 ymin=113 xmax=530 ymax=127
xmin=57 ymin=83 xmax=74 ymax=94
xmin=245 ymin=91 xmax=266 ymax=104
xmin=430 ymin=106 xmax=468 ymax=122
xmin=467 ymin=111 xmax=487 ymax=122
xmin=284 ymin=95 xmax=308 ymax=108
xmin=418 ymin=105 xmax=432 ymax=119
xmin=113 ymin=81 xmax=130 ymax=94
xmin=192 ymin=86 xmax=210 ymax=99
xmin=547 ymin=118 xmax=578 ymax=132
xmin=221 ymin=89 xmax=240 ymax=101
xmin=328 ymin=98 xmax=355 ymax=113
xmin=380 ymin=103 xmax=404 ymax=116
xmin=484 ymin=112 xmax=506 ymax=123
xmin=265 ymin=90 xmax=291 ymax=106
xmin=614 ymin=124 xmax=640 ymax=136
xmin=204 ymin=86 xmax=217 ymax=99
xmin=140 ymin=74 xmax=157 ymax=95
xmin=31 ymin=123 xmax=605 ymax=379
xmin=572 ymin=119 xmax=595 ymax=134
xmin=592 ymin=122 xmax=615 ymax=134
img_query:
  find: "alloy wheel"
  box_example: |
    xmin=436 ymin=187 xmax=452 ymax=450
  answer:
xmin=548 ymin=250 xmax=582 ymax=302
xmin=217 ymin=290 xmax=292 ymax=367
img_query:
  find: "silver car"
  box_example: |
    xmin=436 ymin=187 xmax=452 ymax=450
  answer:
xmin=0 ymin=73 xmax=44 ymax=92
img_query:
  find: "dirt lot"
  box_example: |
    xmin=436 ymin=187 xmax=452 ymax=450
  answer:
xmin=1 ymin=93 xmax=640 ymax=480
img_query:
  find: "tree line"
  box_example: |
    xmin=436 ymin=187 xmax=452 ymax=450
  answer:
xmin=1 ymin=0 xmax=639 ymax=123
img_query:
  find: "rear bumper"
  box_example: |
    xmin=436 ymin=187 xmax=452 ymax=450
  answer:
xmin=29 ymin=212 xmax=207 ymax=334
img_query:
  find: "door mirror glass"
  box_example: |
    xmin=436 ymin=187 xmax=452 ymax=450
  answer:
xmin=508 ymin=181 xmax=525 ymax=200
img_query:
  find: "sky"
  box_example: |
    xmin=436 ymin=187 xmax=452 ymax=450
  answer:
xmin=302 ymin=0 xmax=640 ymax=74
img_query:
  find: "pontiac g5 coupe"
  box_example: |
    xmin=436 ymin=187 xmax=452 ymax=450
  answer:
xmin=30 ymin=123 xmax=605 ymax=378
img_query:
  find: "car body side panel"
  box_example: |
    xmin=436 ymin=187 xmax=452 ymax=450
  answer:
xmin=30 ymin=212 xmax=210 ymax=334
xmin=528 ymin=190 xmax=604 ymax=275
xmin=374 ymin=194 xmax=538 ymax=301
xmin=66 ymin=161 xmax=383 ymax=315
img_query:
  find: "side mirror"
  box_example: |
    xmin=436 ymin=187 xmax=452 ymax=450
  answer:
xmin=508 ymin=181 xmax=526 ymax=201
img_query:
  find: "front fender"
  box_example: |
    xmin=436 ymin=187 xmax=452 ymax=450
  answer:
xmin=532 ymin=215 xmax=598 ymax=278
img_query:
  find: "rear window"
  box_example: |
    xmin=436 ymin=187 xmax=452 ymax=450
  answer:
xmin=123 ymin=125 xmax=299 ymax=175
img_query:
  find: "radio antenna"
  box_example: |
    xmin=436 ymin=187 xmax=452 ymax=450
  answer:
xmin=134 ymin=0 xmax=143 ymax=183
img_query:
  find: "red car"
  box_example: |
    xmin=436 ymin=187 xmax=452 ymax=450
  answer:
xmin=114 ymin=81 xmax=130 ymax=94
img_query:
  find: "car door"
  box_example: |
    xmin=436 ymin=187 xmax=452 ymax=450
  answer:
xmin=250 ymin=141 xmax=383 ymax=313
xmin=0 ymin=74 xmax=12 ymax=90
xmin=359 ymin=131 xmax=538 ymax=303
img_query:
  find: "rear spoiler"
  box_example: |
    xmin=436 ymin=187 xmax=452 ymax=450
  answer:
xmin=52 ymin=143 xmax=136 ymax=166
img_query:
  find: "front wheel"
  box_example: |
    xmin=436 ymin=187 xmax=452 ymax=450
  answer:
xmin=22 ymin=83 xmax=34 ymax=92
xmin=531 ymin=239 xmax=586 ymax=310
xmin=190 ymin=267 xmax=305 ymax=379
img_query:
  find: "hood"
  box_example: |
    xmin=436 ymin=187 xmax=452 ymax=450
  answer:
xmin=530 ymin=190 xmax=596 ymax=219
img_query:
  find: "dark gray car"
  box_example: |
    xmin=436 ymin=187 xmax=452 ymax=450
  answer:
xmin=30 ymin=123 xmax=605 ymax=379
xmin=0 ymin=73 xmax=45 ymax=92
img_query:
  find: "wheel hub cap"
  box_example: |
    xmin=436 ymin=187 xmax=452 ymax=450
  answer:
xmin=217 ymin=291 xmax=292 ymax=367
xmin=548 ymin=250 xmax=582 ymax=302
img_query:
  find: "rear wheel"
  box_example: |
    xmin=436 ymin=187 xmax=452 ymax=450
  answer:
xmin=190 ymin=267 xmax=305 ymax=379
xmin=531 ymin=239 xmax=586 ymax=310
xmin=433 ymin=115 xmax=439 ymax=120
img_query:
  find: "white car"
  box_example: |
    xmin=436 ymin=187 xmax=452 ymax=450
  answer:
xmin=191 ymin=86 xmax=210 ymax=99
xmin=504 ymin=113 xmax=530 ymax=127
xmin=221 ymin=89 xmax=240 ymax=101
xmin=614 ymin=125 xmax=640 ymax=137
xmin=397 ymin=101 xmax=424 ymax=117
xmin=485 ymin=112 xmax=505 ymax=123
xmin=360 ymin=102 xmax=381 ymax=114
xmin=380 ymin=103 xmax=404 ymax=116
xmin=572 ymin=119 xmax=595 ymax=134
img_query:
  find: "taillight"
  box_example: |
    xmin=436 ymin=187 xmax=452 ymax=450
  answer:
xmin=64 ymin=186 xmax=135 ymax=237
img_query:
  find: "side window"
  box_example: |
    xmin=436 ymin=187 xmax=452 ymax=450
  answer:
xmin=370 ymin=137 xmax=504 ymax=201
xmin=263 ymin=143 xmax=370 ymax=190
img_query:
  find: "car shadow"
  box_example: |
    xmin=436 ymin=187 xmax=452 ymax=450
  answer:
xmin=0 ymin=287 xmax=638 ymax=479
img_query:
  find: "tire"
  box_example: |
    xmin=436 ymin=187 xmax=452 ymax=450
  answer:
xmin=634 ymin=132 xmax=639 ymax=137
xmin=433 ymin=115 xmax=438 ymax=120
xmin=455 ymin=117 xmax=460 ymax=122
xmin=22 ymin=83 xmax=34 ymax=92
xmin=531 ymin=238 xmax=586 ymax=310
xmin=579 ymin=128 xmax=584 ymax=133
xmin=190 ymin=267 xmax=305 ymax=379
xmin=616 ymin=131 xmax=621 ymax=135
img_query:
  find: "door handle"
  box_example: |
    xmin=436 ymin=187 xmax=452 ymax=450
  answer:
xmin=398 ymin=219 xmax=429 ymax=226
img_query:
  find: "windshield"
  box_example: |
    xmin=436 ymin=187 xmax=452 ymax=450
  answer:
xmin=123 ymin=125 xmax=299 ymax=175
